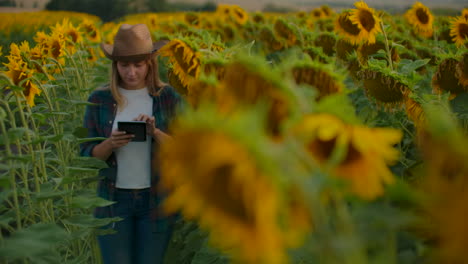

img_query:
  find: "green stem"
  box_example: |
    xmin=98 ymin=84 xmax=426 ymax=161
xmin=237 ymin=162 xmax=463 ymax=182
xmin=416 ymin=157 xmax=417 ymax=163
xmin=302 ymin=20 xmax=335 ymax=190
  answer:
xmin=0 ymin=110 xmax=22 ymax=229
xmin=380 ymin=20 xmax=394 ymax=71
xmin=13 ymin=94 xmax=47 ymax=222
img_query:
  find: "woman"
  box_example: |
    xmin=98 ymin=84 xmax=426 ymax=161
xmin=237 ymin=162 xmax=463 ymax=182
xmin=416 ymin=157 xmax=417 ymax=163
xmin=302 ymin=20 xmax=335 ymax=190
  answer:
xmin=80 ymin=24 xmax=181 ymax=264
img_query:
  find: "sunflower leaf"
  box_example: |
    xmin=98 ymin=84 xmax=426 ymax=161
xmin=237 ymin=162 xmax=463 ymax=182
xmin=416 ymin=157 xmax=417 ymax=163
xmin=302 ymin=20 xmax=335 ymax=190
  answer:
xmin=398 ymin=59 xmax=430 ymax=75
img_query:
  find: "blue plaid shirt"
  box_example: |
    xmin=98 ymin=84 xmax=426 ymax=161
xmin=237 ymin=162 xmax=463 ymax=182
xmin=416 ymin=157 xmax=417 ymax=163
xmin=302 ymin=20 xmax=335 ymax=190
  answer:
xmin=80 ymin=84 xmax=181 ymax=219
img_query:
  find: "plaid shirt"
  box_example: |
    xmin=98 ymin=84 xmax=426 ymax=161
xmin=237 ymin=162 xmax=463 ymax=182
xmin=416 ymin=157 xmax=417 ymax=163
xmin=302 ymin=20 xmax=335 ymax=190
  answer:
xmin=80 ymin=84 xmax=181 ymax=220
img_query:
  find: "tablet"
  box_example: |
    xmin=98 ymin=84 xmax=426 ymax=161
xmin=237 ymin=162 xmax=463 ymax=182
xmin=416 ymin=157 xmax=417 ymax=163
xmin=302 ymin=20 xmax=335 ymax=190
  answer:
xmin=117 ymin=121 xmax=147 ymax=142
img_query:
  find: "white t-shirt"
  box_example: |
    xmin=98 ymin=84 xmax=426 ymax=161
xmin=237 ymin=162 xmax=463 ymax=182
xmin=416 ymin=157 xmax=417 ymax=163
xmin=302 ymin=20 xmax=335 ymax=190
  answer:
xmin=112 ymin=87 xmax=153 ymax=189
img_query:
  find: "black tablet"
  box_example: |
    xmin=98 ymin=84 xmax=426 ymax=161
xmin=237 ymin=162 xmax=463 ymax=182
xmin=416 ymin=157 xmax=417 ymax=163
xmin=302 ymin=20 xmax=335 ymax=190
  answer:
xmin=117 ymin=121 xmax=147 ymax=142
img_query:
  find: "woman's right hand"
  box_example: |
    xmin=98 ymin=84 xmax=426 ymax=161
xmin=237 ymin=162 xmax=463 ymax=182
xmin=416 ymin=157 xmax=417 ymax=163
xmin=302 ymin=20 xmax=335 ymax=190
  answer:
xmin=108 ymin=129 xmax=134 ymax=149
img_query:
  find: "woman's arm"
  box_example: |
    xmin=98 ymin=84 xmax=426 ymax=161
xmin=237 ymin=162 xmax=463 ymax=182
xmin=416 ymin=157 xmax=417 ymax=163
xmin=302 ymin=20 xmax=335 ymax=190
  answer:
xmin=92 ymin=130 xmax=135 ymax=161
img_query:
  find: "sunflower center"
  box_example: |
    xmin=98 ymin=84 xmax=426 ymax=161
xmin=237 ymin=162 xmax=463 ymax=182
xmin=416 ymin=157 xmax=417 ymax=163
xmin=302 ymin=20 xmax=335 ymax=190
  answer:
xmin=458 ymin=23 xmax=468 ymax=39
xmin=339 ymin=13 xmax=361 ymax=36
xmin=308 ymin=137 xmax=362 ymax=165
xmin=342 ymin=143 xmax=361 ymax=165
xmin=67 ymin=30 xmax=79 ymax=43
xmin=308 ymin=138 xmax=335 ymax=162
xmin=204 ymin=163 xmax=253 ymax=225
xmin=51 ymin=40 xmax=61 ymax=59
xmin=359 ymin=10 xmax=376 ymax=32
xmin=416 ymin=8 xmax=429 ymax=24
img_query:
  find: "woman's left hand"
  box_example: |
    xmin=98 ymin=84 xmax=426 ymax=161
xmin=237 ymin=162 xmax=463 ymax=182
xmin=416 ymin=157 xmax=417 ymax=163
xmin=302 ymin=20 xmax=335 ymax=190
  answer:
xmin=134 ymin=114 xmax=157 ymax=136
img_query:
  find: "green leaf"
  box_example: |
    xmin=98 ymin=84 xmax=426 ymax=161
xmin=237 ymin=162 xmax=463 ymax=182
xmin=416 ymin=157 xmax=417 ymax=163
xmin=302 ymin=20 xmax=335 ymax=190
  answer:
xmin=71 ymin=156 xmax=108 ymax=169
xmin=71 ymin=192 xmax=115 ymax=209
xmin=7 ymin=127 xmax=34 ymax=141
xmin=398 ymin=59 xmax=430 ymax=75
xmin=0 ymin=210 xmax=15 ymax=227
xmin=66 ymin=166 xmax=100 ymax=175
xmin=76 ymin=137 xmax=107 ymax=143
xmin=0 ymin=223 xmax=69 ymax=261
xmin=73 ymin=126 xmax=88 ymax=138
xmin=33 ymin=182 xmax=72 ymax=201
xmin=450 ymin=92 xmax=468 ymax=120
xmin=63 ymin=214 xmax=122 ymax=228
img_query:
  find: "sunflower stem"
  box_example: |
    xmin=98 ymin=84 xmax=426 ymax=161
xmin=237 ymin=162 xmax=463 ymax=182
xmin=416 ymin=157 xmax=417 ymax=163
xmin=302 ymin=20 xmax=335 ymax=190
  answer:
xmin=0 ymin=106 xmax=22 ymax=230
xmin=380 ymin=21 xmax=394 ymax=71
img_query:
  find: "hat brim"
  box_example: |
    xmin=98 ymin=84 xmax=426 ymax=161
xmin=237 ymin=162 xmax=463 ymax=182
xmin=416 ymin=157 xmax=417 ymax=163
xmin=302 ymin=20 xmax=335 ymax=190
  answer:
xmin=100 ymin=40 xmax=169 ymax=62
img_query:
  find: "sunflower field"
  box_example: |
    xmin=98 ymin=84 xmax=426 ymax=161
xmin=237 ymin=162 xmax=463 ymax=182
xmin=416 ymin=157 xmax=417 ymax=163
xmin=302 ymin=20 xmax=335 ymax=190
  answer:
xmin=0 ymin=2 xmax=467 ymax=263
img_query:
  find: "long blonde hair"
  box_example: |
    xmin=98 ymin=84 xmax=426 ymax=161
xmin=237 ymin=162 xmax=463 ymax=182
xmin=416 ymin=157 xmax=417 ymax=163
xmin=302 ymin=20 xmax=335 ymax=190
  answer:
xmin=108 ymin=56 xmax=166 ymax=110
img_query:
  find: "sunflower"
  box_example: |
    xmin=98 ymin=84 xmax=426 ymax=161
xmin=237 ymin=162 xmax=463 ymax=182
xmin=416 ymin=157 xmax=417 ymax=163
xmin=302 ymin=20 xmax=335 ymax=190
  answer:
xmin=404 ymin=93 xmax=425 ymax=128
xmin=167 ymin=68 xmax=189 ymax=97
xmin=405 ymin=2 xmax=434 ymax=38
xmin=259 ymin=26 xmax=284 ymax=53
xmin=456 ymin=53 xmax=468 ymax=87
xmin=358 ymin=68 xmax=409 ymax=108
xmin=80 ymin=19 xmax=101 ymax=43
xmin=414 ymin=109 xmax=468 ymax=264
xmin=202 ymin=58 xmax=227 ymax=81
xmin=158 ymin=108 xmax=309 ymax=263
xmin=158 ymin=39 xmax=201 ymax=89
xmin=291 ymin=60 xmax=344 ymax=100
xmin=303 ymin=46 xmax=331 ymax=64
xmin=231 ymin=5 xmax=249 ymax=25
xmin=295 ymin=113 xmax=402 ymax=199
xmin=274 ymin=18 xmax=298 ymax=48
xmin=311 ymin=8 xmax=326 ymax=19
xmin=216 ymin=56 xmax=295 ymax=139
xmin=357 ymin=38 xmax=399 ymax=66
xmin=252 ymin=12 xmax=266 ymax=24
xmin=313 ymin=32 xmax=337 ymax=57
xmin=86 ymin=46 xmax=98 ymax=63
xmin=335 ymin=10 xmax=362 ymax=45
xmin=0 ymin=46 xmax=3 ymax=57
xmin=348 ymin=1 xmax=382 ymax=44
xmin=462 ymin=8 xmax=468 ymax=21
xmin=55 ymin=18 xmax=83 ymax=44
xmin=45 ymin=31 xmax=67 ymax=65
xmin=336 ymin=38 xmax=358 ymax=61
xmin=216 ymin=4 xmax=248 ymax=26
xmin=4 ymin=42 xmax=41 ymax=107
xmin=184 ymin=12 xmax=200 ymax=27
xmin=321 ymin=5 xmax=334 ymax=17
xmin=432 ymin=58 xmax=467 ymax=97
xmin=450 ymin=16 xmax=468 ymax=48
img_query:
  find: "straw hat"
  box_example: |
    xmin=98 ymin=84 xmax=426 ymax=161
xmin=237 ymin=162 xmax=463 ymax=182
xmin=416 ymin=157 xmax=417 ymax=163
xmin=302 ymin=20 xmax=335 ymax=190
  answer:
xmin=100 ymin=23 xmax=167 ymax=61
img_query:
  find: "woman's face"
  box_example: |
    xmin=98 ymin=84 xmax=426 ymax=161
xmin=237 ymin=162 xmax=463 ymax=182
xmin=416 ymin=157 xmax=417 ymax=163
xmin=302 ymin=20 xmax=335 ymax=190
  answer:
xmin=116 ymin=60 xmax=149 ymax=90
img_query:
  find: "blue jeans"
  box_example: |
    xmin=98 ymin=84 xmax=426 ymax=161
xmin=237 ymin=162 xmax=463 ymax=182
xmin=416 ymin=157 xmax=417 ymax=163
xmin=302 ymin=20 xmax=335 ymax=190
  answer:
xmin=97 ymin=188 xmax=173 ymax=264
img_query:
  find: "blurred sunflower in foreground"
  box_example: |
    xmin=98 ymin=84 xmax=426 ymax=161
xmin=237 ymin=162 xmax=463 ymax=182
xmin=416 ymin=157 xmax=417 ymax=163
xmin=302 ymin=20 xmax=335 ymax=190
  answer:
xmin=414 ymin=102 xmax=468 ymax=264
xmin=212 ymin=55 xmax=298 ymax=139
xmin=158 ymin=107 xmax=312 ymax=264
xmin=405 ymin=2 xmax=434 ymax=38
xmin=294 ymin=113 xmax=402 ymax=199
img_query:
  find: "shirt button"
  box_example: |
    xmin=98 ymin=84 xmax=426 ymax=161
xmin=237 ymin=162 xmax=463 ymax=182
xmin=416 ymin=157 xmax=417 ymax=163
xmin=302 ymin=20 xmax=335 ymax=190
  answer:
xmin=108 ymin=121 xmax=112 ymax=124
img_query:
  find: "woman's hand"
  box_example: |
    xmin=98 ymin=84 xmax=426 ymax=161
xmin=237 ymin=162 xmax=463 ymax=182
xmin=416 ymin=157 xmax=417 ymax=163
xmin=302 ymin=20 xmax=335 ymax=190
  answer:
xmin=91 ymin=129 xmax=134 ymax=161
xmin=134 ymin=114 xmax=173 ymax=143
xmin=109 ymin=129 xmax=134 ymax=149
xmin=134 ymin=114 xmax=157 ymax=136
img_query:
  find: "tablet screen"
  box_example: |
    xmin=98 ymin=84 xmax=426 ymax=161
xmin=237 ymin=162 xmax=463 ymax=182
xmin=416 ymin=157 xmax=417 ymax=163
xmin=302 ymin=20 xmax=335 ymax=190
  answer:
xmin=117 ymin=121 xmax=147 ymax=142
